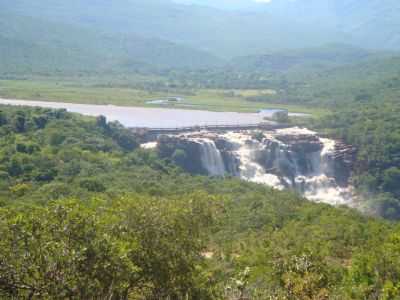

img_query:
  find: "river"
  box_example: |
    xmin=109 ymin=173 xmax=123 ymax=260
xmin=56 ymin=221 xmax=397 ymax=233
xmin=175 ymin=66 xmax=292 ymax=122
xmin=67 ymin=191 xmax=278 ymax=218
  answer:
xmin=0 ymin=98 xmax=276 ymax=128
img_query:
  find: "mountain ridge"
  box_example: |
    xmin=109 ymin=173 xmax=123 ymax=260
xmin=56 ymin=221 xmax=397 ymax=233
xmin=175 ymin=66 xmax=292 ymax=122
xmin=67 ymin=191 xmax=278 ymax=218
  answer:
xmin=1 ymin=0 xmax=400 ymax=75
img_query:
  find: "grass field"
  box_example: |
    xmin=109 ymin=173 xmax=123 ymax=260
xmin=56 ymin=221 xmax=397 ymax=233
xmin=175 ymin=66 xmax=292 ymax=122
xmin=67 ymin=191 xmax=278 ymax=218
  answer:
xmin=0 ymin=78 xmax=327 ymax=116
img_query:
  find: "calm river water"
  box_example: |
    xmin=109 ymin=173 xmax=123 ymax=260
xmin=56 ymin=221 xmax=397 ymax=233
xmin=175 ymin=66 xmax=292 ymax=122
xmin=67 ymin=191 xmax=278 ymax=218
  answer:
xmin=0 ymin=98 xmax=277 ymax=128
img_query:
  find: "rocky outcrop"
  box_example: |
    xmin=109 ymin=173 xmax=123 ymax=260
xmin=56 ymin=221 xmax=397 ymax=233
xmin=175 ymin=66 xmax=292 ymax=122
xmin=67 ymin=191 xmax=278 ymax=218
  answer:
xmin=213 ymin=137 xmax=240 ymax=176
xmin=157 ymin=135 xmax=207 ymax=175
xmin=274 ymin=134 xmax=323 ymax=153
xmin=333 ymin=141 xmax=357 ymax=187
xmin=254 ymin=134 xmax=322 ymax=182
xmin=154 ymin=129 xmax=356 ymax=205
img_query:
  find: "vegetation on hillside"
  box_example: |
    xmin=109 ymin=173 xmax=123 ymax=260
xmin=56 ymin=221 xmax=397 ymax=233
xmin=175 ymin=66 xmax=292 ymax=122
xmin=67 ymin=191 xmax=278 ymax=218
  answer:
xmin=0 ymin=196 xmax=218 ymax=299
xmin=2 ymin=0 xmax=400 ymax=298
xmin=1 ymin=106 xmax=400 ymax=298
xmin=1 ymin=49 xmax=400 ymax=220
xmin=316 ymin=100 xmax=400 ymax=220
xmin=168 ymin=52 xmax=400 ymax=220
xmin=0 ymin=8 xmax=221 ymax=76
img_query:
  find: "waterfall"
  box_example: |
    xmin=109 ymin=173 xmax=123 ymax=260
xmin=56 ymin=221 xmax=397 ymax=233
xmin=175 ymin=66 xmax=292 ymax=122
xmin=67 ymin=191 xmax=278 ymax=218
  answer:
xmin=222 ymin=130 xmax=353 ymax=205
xmin=197 ymin=138 xmax=226 ymax=176
xmin=298 ymin=138 xmax=353 ymax=205
xmin=222 ymin=132 xmax=285 ymax=189
xmin=162 ymin=128 xmax=354 ymax=206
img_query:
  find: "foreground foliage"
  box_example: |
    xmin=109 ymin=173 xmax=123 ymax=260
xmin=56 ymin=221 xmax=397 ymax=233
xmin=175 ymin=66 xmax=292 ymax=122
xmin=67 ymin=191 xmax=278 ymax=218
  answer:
xmin=0 ymin=195 xmax=218 ymax=299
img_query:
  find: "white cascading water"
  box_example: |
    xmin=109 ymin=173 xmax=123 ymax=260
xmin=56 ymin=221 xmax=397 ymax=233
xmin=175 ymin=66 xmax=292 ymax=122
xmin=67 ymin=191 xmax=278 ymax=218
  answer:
xmin=196 ymin=138 xmax=226 ymax=176
xmin=222 ymin=131 xmax=286 ymax=189
xmin=159 ymin=128 xmax=354 ymax=206
xmin=298 ymin=138 xmax=353 ymax=205
xmin=223 ymin=130 xmax=354 ymax=205
xmin=199 ymin=128 xmax=353 ymax=205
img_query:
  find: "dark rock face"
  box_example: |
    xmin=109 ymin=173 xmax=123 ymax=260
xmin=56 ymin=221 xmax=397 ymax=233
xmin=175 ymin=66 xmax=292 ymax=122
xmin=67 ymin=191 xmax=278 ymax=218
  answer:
xmin=210 ymin=136 xmax=241 ymax=176
xmin=155 ymin=131 xmax=356 ymax=191
xmin=333 ymin=141 xmax=357 ymax=187
xmin=274 ymin=134 xmax=323 ymax=153
xmin=157 ymin=135 xmax=207 ymax=175
xmin=268 ymin=134 xmax=324 ymax=181
xmin=214 ymin=137 xmax=236 ymax=152
xmin=157 ymin=133 xmax=241 ymax=176
xmin=221 ymin=152 xmax=240 ymax=176
xmin=254 ymin=135 xmax=322 ymax=184
xmin=254 ymin=134 xmax=355 ymax=188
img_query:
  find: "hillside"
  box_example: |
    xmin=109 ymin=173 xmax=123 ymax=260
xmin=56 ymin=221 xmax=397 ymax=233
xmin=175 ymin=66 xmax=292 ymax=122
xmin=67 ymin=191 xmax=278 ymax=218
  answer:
xmin=162 ymin=52 xmax=400 ymax=219
xmin=0 ymin=10 xmax=221 ymax=75
xmin=264 ymin=0 xmax=400 ymax=50
xmin=2 ymin=0 xmax=400 ymax=298
xmin=1 ymin=105 xmax=400 ymax=298
xmin=280 ymin=54 xmax=400 ymax=106
xmin=229 ymin=44 xmax=380 ymax=73
xmin=2 ymin=0 xmax=400 ymax=75
xmin=1 ymin=0 xmax=348 ymax=59
xmin=235 ymin=52 xmax=400 ymax=219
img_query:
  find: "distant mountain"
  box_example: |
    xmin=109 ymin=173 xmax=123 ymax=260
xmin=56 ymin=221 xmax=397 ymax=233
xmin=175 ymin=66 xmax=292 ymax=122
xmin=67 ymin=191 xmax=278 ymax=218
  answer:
xmin=1 ymin=0 xmax=400 ymax=76
xmin=0 ymin=8 xmax=222 ymax=75
xmin=230 ymin=45 xmax=382 ymax=73
xmin=1 ymin=0 xmax=349 ymax=59
xmin=262 ymin=0 xmax=400 ymax=50
xmin=174 ymin=0 xmax=400 ymax=52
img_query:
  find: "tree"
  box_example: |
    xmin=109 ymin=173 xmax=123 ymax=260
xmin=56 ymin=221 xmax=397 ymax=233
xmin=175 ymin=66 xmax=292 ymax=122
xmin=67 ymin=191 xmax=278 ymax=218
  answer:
xmin=13 ymin=112 xmax=26 ymax=133
xmin=79 ymin=178 xmax=106 ymax=192
xmin=33 ymin=115 xmax=48 ymax=129
xmin=0 ymin=110 xmax=7 ymax=126
xmin=113 ymin=131 xmax=138 ymax=151
xmin=48 ymin=131 xmax=66 ymax=146
xmin=346 ymin=233 xmax=400 ymax=299
xmin=7 ymin=157 xmax=23 ymax=177
xmin=96 ymin=115 xmax=108 ymax=130
xmin=0 ymin=196 xmax=217 ymax=299
xmin=383 ymin=167 xmax=400 ymax=196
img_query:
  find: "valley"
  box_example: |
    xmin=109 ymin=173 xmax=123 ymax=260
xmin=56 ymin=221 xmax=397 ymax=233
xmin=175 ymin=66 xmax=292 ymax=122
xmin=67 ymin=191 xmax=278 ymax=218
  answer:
xmin=0 ymin=98 xmax=356 ymax=207
xmin=1 ymin=0 xmax=400 ymax=298
xmin=0 ymin=78 xmax=322 ymax=114
xmin=0 ymin=103 xmax=397 ymax=299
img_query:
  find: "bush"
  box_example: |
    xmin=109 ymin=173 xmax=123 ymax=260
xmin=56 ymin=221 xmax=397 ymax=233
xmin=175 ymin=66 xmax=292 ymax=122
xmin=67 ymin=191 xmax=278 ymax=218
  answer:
xmin=79 ymin=179 xmax=106 ymax=192
xmin=0 ymin=196 xmax=218 ymax=299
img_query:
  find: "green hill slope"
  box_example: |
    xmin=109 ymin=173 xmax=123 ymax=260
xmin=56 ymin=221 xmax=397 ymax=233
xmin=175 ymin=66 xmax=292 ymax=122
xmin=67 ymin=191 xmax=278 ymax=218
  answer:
xmin=229 ymin=44 xmax=379 ymax=73
xmin=1 ymin=0 xmax=349 ymax=59
xmin=0 ymin=105 xmax=400 ymax=298
xmin=3 ymin=0 xmax=400 ymax=74
xmin=264 ymin=0 xmax=400 ymax=50
xmin=0 ymin=10 xmax=222 ymax=75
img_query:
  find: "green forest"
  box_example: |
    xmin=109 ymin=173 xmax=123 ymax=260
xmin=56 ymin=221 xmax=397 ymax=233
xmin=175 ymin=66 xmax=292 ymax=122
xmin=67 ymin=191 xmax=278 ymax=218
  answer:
xmin=1 ymin=106 xmax=400 ymax=299
xmin=2 ymin=0 xmax=400 ymax=298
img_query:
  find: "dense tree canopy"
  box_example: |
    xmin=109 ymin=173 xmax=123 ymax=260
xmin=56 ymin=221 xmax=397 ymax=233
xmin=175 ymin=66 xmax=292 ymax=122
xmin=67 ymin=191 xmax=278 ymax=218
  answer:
xmin=316 ymin=99 xmax=400 ymax=219
xmin=1 ymin=105 xmax=400 ymax=299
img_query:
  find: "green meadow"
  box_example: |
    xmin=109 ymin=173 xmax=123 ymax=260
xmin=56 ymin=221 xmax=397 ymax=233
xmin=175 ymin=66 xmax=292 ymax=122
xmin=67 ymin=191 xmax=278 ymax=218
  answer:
xmin=0 ymin=78 xmax=326 ymax=116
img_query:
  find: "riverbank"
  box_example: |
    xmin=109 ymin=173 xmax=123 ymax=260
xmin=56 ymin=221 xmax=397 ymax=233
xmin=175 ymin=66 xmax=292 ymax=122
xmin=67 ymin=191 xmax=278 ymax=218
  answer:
xmin=0 ymin=98 xmax=272 ymax=128
xmin=0 ymin=98 xmax=311 ymax=128
xmin=0 ymin=78 xmax=327 ymax=116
